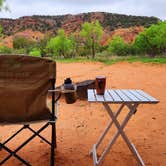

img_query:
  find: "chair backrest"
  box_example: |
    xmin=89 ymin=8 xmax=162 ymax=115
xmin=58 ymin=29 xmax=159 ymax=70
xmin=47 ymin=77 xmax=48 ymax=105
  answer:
xmin=0 ymin=55 xmax=56 ymax=124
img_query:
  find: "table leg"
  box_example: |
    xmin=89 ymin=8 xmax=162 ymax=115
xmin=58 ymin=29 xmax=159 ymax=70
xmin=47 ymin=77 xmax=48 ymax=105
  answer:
xmin=103 ymin=103 xmax=145 ymax=166
xmin=90 ymin=104 xmax=125 ymax=156
xmin=95 ymin=103 xmax=136 ymax=165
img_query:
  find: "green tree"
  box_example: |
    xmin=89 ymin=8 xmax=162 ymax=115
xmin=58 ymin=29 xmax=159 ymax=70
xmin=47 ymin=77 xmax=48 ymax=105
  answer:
xmin=0 ymin=0 xmax=7 ymax=39
xmin=134 ymin=21 xmax=166 ymax=57
xmin=0 ymin=0 xmax=9 ymax=11
xmin=0 ymin=0 xmax=3 ymax=7
xmin=29 ymin=48 xmax=41 ymax=57
xmin=13 ymin=36 xmax=36 ymax=53
xmin=0 ymin=25 xmax=3 ymax=39
xmin=108 ymin=36 xmax=131 ymax=56
xmin=46 ymin=29 xmax=73 ymax=58
xmin=80 ymin=20 xmax=103 ymax=58
xmin=69 ymin=32 xmax=83 ymax=57
xmin=37 ymin=33 xmax=52 ymax=56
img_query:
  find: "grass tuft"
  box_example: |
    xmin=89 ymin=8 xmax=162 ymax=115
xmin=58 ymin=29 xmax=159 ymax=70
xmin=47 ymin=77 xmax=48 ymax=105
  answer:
xmin=54 ymin=56 xmax=166 ymax=65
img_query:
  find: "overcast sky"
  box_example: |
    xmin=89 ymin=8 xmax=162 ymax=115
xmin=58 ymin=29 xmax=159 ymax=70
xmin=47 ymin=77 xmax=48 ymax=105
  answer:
xmin=0 ymin=0 xmax=165 ymax=20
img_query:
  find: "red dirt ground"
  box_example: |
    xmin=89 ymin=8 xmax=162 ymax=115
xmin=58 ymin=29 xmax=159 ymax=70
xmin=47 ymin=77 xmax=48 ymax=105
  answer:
xmin=0 ymin=62 xmax=166 ymax=166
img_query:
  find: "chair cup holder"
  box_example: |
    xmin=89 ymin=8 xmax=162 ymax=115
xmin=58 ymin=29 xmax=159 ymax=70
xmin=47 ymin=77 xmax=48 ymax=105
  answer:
xmin=61 ymin=85 xmax=77 ymax=104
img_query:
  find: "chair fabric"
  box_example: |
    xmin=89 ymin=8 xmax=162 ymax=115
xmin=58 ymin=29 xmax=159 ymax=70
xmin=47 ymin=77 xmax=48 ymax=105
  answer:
xmin=0 ymin=55 xmax=56 ymax=123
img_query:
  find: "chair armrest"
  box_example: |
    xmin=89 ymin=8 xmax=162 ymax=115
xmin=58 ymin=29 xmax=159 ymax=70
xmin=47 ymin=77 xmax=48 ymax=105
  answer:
xmin=48 ymin=89 xmax=61 ymax=102
xmin=48 ymin=85 xmax=77 ymax=103
xmin=48 ymin=84 xmax=76 ymax=93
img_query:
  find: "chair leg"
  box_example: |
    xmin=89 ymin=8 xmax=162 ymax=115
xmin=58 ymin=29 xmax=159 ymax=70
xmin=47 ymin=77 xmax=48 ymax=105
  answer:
xmin=55 ymin=124 xmax=57 ymax=149
xmin=0 ymin=143 xmax=31 ymax=166
xmin=50 ymin=122 xmax=55 ymax=166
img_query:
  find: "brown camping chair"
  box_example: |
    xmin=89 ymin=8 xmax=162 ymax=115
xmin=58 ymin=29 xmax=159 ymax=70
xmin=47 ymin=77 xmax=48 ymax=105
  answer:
xmin=0 ymin=55 xmax=60 ymax=166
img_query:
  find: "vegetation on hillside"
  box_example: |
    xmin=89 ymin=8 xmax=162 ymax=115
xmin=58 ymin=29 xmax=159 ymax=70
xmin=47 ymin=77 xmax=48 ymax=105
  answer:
xmin=0 ymin=2 xmax=165 ymax=64
xmin=0 ymin=19 xmax=165 ymax=64
xmin=107 ymin=21 xmax=166 ymax=57
xmin=0 ymin=12 xmax=159 ymax=36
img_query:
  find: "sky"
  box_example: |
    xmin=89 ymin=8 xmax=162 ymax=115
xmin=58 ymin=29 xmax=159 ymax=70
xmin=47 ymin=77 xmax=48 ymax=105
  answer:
xmin=0 ymin=0 xmax=165 ymax=20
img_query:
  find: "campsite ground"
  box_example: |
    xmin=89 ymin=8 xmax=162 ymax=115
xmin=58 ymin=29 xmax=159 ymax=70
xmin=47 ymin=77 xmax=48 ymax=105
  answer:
xmin=0 ymin=62 xmax=166 ymax=166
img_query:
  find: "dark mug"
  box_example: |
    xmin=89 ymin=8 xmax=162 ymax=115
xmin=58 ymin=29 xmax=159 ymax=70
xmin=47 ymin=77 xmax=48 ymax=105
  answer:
xmin=63 ymin=78 xmax=77 ymax=104
xmin=95 ymin=76 xmax=106 ymax=95
xmin=64 ymin=91 xmax=77 ymax=104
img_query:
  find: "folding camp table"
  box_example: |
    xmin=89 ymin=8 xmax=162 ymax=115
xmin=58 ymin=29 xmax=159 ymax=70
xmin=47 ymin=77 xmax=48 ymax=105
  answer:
xmin=88 ymin=89 xmax=159 ymax=166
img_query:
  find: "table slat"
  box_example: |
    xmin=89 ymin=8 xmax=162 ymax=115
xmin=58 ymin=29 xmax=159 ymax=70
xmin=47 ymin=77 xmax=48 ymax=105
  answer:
xmin=94 ymin=90 xmax=105 ymax=102
xmin=121 ymin=90 xmax=141 ymax=102
xmin=104 ymin=90 xmax=114 ymax=102
xmin=128 ymin=90 xmax=149 ymax=102
xmin=114 ymin=90 xmax=131 ymax=102
xmin=108 ymin=90 xmax=122 ymax=101
xmin=136 ymin=90 xmax=158 ymax=102
xmin=88 ymin=89 xmax=96 ymax=102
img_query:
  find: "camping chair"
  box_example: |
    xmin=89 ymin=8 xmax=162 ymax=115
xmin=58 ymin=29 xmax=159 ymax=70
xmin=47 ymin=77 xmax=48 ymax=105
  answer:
xmin=0 ymin=55 xmax=60 ymax=166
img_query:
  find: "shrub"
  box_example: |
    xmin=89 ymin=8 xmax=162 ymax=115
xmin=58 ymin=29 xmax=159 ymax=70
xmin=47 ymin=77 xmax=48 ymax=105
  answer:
xmin=37 ymin=33 xmax=52 ymax=56
xmin=29 ymin=48 xmax=41 ymax=57
xmin=0 ymin=45 xmax=12 ymax=54
xmin=13 ymin=48 xmax=26 ymax=54
xmin=108 ymin=36 xmax=131 ymax=56
xmin=13 ymin=36 xmax=36 ymax=53
xmin=134 ymin=21 xmax=166 ymax=57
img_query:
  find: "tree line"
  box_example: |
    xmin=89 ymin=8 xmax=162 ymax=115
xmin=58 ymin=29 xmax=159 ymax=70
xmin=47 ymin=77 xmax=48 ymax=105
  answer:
xmin=0 ymin=20 xmax=166 ymax=58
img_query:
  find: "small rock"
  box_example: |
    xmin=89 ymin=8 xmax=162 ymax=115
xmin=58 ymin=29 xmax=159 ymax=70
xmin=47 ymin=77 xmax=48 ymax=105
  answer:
xmin=76 ymin=125 xmax=81 ymax=128
xmin=40 ymin=140 xmax=44 ymax=143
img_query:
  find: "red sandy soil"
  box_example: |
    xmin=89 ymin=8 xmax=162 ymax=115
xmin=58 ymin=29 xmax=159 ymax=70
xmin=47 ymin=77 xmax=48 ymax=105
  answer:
xmin=0 ymin=62 xmax=166 ymax=166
